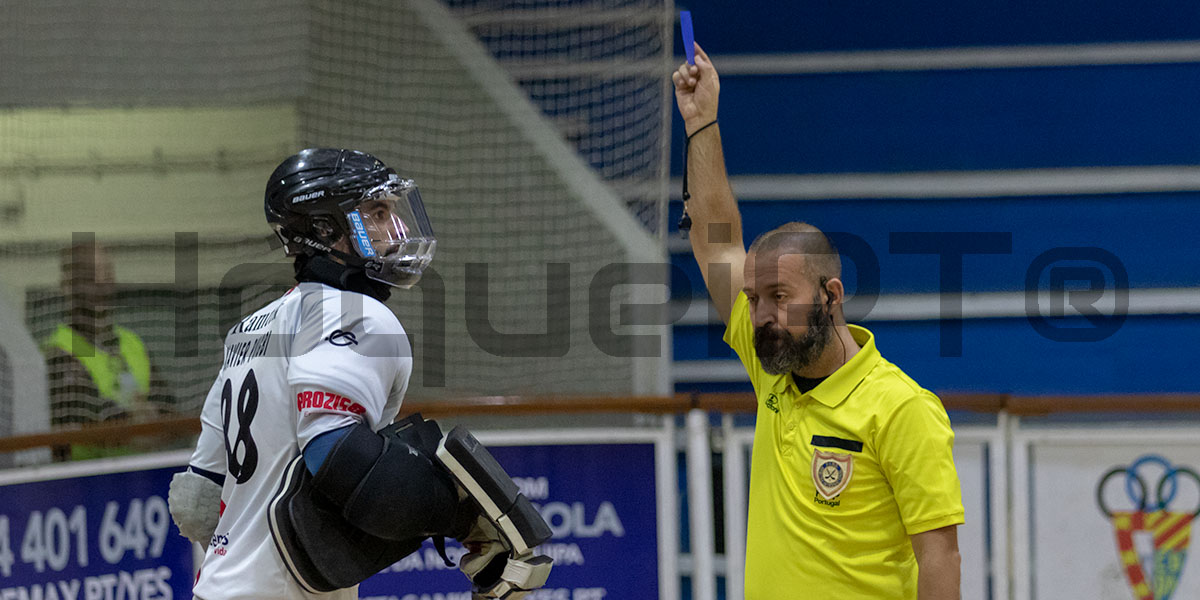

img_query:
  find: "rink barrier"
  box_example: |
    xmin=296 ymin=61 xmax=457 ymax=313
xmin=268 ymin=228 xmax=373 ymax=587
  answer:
xmin=3 ymin=393 xmax=1200 ymax=600
xmin=0 ymin=391 xmax=1125 ymax=454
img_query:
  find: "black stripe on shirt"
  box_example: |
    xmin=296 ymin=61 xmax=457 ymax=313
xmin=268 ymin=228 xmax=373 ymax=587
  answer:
xmin=810 ymin=435 xmax=864 ymax=453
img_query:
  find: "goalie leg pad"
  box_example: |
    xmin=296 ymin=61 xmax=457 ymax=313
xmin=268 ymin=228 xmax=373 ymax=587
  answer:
xmin=435 ymin=426 xmax=554 ymax=597
xmin=436 ymin=426 xmax=553 ymax=555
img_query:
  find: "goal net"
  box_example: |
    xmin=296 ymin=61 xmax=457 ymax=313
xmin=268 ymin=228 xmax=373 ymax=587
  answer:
xmin=0 ymin=0 xmax=674 ymax=440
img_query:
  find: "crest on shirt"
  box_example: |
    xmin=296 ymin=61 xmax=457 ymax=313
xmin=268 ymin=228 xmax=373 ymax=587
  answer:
xmin=812 ymin=450 xmax=853 ymax=500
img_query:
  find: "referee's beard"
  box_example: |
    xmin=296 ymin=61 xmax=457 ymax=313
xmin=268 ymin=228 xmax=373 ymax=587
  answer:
xmin=753 ymin=294 xmax=834 ymax=376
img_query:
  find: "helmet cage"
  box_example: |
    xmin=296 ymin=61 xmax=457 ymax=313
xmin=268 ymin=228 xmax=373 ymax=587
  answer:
xmin=271 ymin=179 xmax=435 ymax=289
xmin=341 ymin=178 xmax=436 ymax=289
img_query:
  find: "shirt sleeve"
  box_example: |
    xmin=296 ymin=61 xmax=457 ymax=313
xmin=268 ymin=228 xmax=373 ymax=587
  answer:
xmin=876 ymin=391 xmax=965 ymax=536
xmin=722 ymin=292 xmax=761 ymax=392
xmin=189 ymin=375 xmax=227 ymax=476
xmin=293 ymin=385 xmax=370 ymax=451
xmin=287 ymin=292 xmax=412 ymax=449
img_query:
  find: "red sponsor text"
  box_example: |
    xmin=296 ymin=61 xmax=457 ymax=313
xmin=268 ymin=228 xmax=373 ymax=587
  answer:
xmin=296 ymin=390 xmax=367 ymax=415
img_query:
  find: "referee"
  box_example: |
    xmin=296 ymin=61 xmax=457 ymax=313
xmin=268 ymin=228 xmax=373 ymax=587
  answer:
xmin=673 ymin=45 xmax=964 ymax=599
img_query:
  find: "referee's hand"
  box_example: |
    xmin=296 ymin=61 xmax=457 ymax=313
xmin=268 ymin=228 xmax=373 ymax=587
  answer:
xmin=672 ymin=43 xmax=720 ymax=136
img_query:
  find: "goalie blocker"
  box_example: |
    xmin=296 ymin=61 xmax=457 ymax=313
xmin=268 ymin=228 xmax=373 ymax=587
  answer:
xmin=269 ymin=415 xmax=553 ymax=597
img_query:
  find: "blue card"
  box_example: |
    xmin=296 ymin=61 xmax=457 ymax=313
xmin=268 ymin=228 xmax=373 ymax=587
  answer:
xmin=680 ymin=11 xmax=695 ymax=65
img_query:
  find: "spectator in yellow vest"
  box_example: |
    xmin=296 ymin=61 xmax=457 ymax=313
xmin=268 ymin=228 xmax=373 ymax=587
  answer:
xmin=42 ymin=242 xmax=171 ymax=458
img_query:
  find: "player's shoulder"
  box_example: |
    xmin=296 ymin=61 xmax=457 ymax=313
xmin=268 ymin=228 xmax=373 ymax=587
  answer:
xmin=862 ymin=362 xmax=952 ymax=450
xmin=225 ymin=292 xmax=291 ymax=339
xmin=863 ymin=358 xmax=943 ymax=414
xmin=362 ymin=293 xmax=404 ymax=332
xmin=291 ymin=282 xmax=408 ymax=357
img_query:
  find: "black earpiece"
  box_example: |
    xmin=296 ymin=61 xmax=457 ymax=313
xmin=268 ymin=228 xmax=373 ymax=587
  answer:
xmin=819 ymin=276 xmax=833 ymax=307
xmin=819 ymin=275 xmax=848 ymax=365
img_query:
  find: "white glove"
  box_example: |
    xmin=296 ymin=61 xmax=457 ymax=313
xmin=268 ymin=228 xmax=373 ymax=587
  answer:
xmin=460 ymin=516 xmax=552 ymax=599
xmin=168 ymin=470 xmax=222 ymax=544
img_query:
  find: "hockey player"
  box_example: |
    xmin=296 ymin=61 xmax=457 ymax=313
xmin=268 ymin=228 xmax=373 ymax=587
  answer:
xmin=168 ymin=149 xmax=552 ymax=599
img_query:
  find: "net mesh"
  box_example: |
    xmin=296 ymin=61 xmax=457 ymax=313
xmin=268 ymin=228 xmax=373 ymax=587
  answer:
xmin=450 ymin=0 xmax=672 ymax=233
xmin=0 ymin=0 xmax=672 ymax=442
xmin=27 ymin=275 xmax=286 ymax=427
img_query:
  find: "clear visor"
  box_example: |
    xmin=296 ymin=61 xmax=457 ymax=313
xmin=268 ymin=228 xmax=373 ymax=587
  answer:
xmin=344 ymin=179 xmax=436 ymax=288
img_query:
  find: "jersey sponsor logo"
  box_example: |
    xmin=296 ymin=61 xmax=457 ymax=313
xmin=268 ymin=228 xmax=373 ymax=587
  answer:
xmin=210 ymin=532 xmax=231 ymax=556
xmin=812 ymin=450 xmax=853 ymax=501
xmin=296 ymin=390 xmax=366 ymax=415
xmin=764 ymin=393 xmax=779 ymax=413
xmin=327 ymin=329 xmax=358 ymax=346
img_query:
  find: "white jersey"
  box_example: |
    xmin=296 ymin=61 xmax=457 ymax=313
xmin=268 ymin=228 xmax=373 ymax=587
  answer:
xmin=189 ymin=282 xmax=411 ymax=600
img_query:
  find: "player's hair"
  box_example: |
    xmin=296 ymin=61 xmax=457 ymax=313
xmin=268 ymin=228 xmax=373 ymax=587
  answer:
xmin=748 ymin=222 xmax=841 ymax=285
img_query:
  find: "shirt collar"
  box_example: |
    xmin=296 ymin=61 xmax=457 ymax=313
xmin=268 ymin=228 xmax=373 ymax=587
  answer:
xmin=771 ymin=324 xmax=881 ymax=408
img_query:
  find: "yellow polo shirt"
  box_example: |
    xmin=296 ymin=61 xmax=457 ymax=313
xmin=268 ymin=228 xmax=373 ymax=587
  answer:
xmin=725 ymin=292 xmax=963 ymax=599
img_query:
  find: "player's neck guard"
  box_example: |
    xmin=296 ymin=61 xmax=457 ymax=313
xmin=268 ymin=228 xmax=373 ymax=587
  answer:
xmin=294 ymin=254 xmax=391 ymax=302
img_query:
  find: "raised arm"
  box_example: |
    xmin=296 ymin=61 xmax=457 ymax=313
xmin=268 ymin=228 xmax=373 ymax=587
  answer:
xmin=672 ymin=44 xmax=746 ymax=324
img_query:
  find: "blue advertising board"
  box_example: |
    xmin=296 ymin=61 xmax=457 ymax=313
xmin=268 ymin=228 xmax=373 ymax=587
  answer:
xmin=0 ymin=463 xmax=193 ymax=600
xmin=359 ymin=441 xmax=662 ymax=600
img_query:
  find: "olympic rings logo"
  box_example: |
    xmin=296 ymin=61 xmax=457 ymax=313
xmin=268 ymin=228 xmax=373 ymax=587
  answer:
xmin=1096 ymin=454 xmax=1200 ymax=518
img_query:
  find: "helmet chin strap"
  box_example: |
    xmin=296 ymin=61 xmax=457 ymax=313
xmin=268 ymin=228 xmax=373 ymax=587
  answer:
xmin=291 ymin=227 xmax=375 ymax=274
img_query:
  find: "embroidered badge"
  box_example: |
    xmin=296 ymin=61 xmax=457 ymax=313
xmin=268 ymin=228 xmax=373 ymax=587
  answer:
xmin=812 ymin=450 xmax=853 ymax=500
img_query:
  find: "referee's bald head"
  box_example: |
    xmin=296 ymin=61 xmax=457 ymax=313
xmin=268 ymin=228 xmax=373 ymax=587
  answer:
xmin=747 ymin=222 xmax=841 ymax=285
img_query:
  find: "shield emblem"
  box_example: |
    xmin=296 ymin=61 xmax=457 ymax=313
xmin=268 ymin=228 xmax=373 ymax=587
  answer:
xmin=1109 ymin=510 xmax=1192 ymax=600
xmin=812 ymin=450 xmax=853 ymax=500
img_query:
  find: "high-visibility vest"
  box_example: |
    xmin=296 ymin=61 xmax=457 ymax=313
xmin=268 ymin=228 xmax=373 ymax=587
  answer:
xmin=43 ymin=324 xmax=151 ymax=406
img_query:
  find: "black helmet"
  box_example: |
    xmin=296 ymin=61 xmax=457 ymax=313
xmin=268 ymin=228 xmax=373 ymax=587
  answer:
xmin=265 ymin=148 xmax=436 ymax=288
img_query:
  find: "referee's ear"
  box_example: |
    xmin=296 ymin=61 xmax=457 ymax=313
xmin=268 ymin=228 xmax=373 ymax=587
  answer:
xmin=822 ymin=277 xmax=847 ymax=317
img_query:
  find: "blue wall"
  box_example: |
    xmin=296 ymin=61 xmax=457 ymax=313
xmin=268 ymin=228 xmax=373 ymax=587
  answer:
xmin=670 ymin=65 xmax=1200 ymax=175
xmin=676 ymin=0 xmax=1200 ymax=53
xmin=668 ymin=195 xmax=1199 ymax=297
xmin=667 ymin=0 xmax=1200 ymax=395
